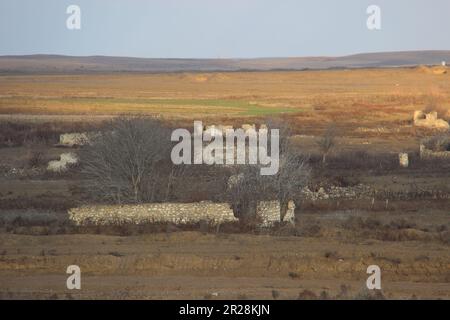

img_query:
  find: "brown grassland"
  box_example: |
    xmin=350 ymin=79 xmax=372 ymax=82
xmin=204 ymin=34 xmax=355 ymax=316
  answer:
xmin=0 ymin=67 xmax=449 ymax=299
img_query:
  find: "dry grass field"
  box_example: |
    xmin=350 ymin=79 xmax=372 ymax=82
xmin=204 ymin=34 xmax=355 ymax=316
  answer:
xmin=0 ymin=68 xmax=448 ymax=119
xmin=0 ymin=67 xmax=449 ymax=299
xmin=1 ymin=67 xmax=449 ymax=145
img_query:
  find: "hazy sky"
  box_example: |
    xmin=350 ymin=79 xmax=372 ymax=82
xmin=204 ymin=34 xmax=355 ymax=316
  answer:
xmin=1 ymin=0 xmax=449 ymax=58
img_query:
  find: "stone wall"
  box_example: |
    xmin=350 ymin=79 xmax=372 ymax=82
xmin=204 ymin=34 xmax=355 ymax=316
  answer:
xmin=68 ymin=201 xmax=293 ymax=227
xmin=47 ymin=152 xmax=78 ymax=172
xmin=413 ymin=110 xmax=449 ymax=130
xmin=301 ymin=185 xmax=373 ymax=201
xmin=68 ymin=186 xmax=376 ymax=227
xmin=257 ymin=201 xmax=295 ymax=226
xmin=420 ymin=144 xmax=450 ymax=159
xmin=59 ymin=132 xmax=91 ymax=147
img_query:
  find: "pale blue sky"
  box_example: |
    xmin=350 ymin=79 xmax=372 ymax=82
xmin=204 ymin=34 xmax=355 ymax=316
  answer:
xmin=1 ymin=0 xmax=449 ymax=58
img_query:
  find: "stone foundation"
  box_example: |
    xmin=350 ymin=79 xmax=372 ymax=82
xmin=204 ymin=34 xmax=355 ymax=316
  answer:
xmin=257 ymin=201 xmax=295 ymax=226
xmin=420 ymin=144 xmax=450 ymax=159
xmin=413 ymin=110 xmax=449 ymax=130
xmin=47 ymin=152 xmax=78 ymax=172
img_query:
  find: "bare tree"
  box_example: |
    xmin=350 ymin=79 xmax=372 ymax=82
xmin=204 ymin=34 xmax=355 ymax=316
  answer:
xmin=164 ymin=163 xmax=188 ymax=201
xmin=226 ymin=165 xmax=264 ymax=223
xmin=316 ymin=124 xmax=336 ymax=164
xmin=265 ymin=118 xmax=291 ymax=155
xmin=268 ymin=151 xmax=310 ymax=221
xmin=424 ymin=95 xmax=450 ymax=121
xmin=265 ymin=120 xmax=310 ymax=221
xmin=80 ymin=117 xmax=173 ymax=203
xmin=423 ymin=133 xmax=450 ymax=152
xmin=225 ymin=119 xmax=311 ymax=223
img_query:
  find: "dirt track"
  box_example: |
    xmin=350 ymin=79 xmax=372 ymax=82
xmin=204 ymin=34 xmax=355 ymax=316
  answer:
xmin=1 ymin=225 xmax=449 ymax=299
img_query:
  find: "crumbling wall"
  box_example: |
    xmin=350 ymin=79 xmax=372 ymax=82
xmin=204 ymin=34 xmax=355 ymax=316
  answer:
xmin=47 ymin=152 xmax=78 ymax=172
xmin=59 ymin=133 xmax=91 ymax=147
xmin=68 ymin=200 xmax=293 ymax=227
xmin=420 ymin=144 xmax=450 ymax=159
xmin=413 ymin=111 xmax=449 ymax=130
xmin=300 ymin=185 xmax=373 ymax=201
xmin=417 ymin=65 xmax=447 ymax=75
xmin=257 ymin=201 xmax=295 ymax=226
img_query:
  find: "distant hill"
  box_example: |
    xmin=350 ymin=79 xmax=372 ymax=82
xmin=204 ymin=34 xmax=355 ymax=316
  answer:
xmin=0 ymin=51 xmax=448 ymax=74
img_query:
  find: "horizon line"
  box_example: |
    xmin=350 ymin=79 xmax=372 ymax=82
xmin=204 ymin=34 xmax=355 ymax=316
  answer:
xmin=1 ymin=49 xmax=450 ymax=60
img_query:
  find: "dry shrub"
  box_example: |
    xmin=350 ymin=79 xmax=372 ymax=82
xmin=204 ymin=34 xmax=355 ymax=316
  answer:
xmin=414 ymin=255 xmax=430 ymax=262
xmin=324 ymin=250 xmax=340 ymax=259
xmin=422 ymin=134 xmax=450 ymax=152
xmin=0 ymin=120 xmax=104 ymax=147
xmin=378 ymin=228 xmax=431 ymax=242
xmin=370 ymin=252 xmax=402 ymax=265
xmin=316 ymin=124 xmax=336 ymax=163
xmin=310 ymin=150 xmax=397 ymax=173
xmin=388 ymin=218 xmax=416 ymax=230
xmin=0 ymin=122 xmax=58 ymax=146
xmin=271 ymin=290 xmax=280 ymax=300
xmin=423 ymin=96 xmax=450 ymax=121
xmin=342 ymin=217 xmax=382 ymax=231
xmin=354 ymin=289 xmax=386 ymax=300
xmin=297 ymin=289 xmax=318 ymax=300
xmin=300 ymin=198 xmax=399 ymax=213
xmin=340 ymin=216 xmax=438 ymax=242
xmin=298 ymin=223 xmax=322 ymax=237
xmin=269 ymin=223 xmax=299 ymax=236
xmin=26 ymin=150 xmax=45 ymax=168
xmin=0 ymin=196 xmax=76 ymax=211
xmin=319 ymin=291 xmax=330 ymax=300
xmin=334 ymin=284 xmax=351 ymax=299
xmin=413 ymin=155 xmax=450 ymax=172
xmin=437 ymin=231 xmax=450 ymax=245
xmin=326 ymin=174 xmax=361 ymax=187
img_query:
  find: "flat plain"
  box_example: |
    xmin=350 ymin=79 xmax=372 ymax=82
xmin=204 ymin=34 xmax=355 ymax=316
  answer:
xmin=0 ymin=67 xmax=449 ymax=299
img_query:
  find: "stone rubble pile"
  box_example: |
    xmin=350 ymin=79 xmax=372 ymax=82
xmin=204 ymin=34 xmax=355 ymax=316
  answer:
xmin=257 ymin=201 xmax=295 ymax=226
xmin=47 ymin=152 xmax=78 ymax=172
xmin=301 ymin=184 xmax=373 ymax=201
xmin=413 ymin=110 xmax=449 ymax=130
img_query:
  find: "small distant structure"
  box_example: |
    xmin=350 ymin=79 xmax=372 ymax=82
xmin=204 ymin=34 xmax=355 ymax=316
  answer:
xmin=413 ymin=110 xmax=449 ymax=130
xmin=398 ymin=153 xmax=409 ymax=168
xmin=241 ymin=124 xmax=256 ymax=133
xmin=58 ymin=132 xmax=91 ymax=147
xmin=47 ymin=152 xmax=78 ymax=172
xmin=420 ymin=143 xmax=450 ymax=160
xmin=417 ymin=64 xmax=447 ymax=74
